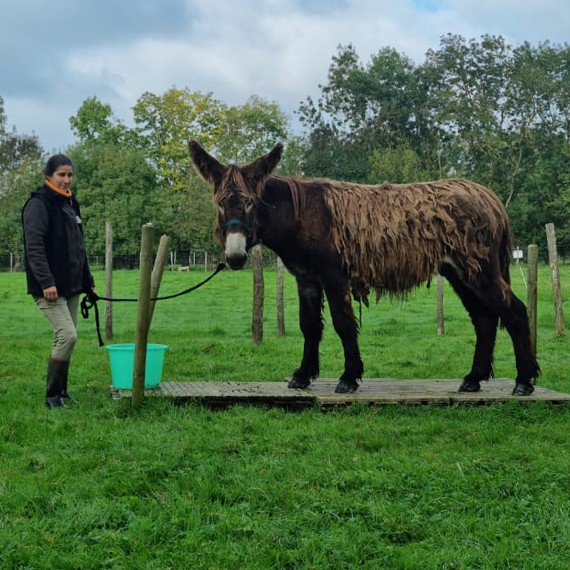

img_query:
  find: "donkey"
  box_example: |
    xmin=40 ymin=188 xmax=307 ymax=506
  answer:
xmin=189 ymin=140 xmax=540 ymax=395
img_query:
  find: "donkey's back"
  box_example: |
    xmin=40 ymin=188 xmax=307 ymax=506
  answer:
xmin=303 ymin=177 xmax=512 ymax=300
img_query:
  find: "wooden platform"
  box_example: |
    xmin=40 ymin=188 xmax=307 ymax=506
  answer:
xmin=110 ymin=379 xmax=570 ymax=409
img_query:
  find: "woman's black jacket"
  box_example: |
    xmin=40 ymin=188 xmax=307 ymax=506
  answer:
xmin=22 ymin=184 xmax=94 ymax=297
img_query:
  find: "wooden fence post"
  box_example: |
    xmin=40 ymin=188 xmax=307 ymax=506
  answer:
xmin=527 ymin=244 xmax=538 ymax=356
xmin=148 ymin=234 xmax=171 ymax=326
xmin=252 ymin=246 xmax=264 ymax=345
xmin=104 ymin=221 xmax=113 ymax=340
xmin=437 ymin=274 xmax=445 ymax=336
xmin=277 ymin=257 xmax=285 ymax=336
xmin=545 ymin=223 xmax=565 ymax=336
xmin=132 ymin=224 xmax=155 ymax=407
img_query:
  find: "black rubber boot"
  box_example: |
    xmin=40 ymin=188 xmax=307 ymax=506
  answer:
xmin=60 ymin=360 xmax=77 ymax=403
xmin=46 ymin=358 xmax=66 ymax=409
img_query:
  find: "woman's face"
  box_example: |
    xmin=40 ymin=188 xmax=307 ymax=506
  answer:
xmin=47 ymin=165 xmax=74 ymax=191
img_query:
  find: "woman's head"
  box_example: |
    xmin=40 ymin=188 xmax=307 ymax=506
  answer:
xmin=44 ymin=154 xmax=74 ymax=191
xmin=44 ymin=154 xmax=74 ymax=177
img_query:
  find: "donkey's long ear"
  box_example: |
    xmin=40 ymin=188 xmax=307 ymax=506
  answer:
xmin=243 ymin=143 xmax=284 ymax=187
xmin=188 ymin=140 xmax=225 ymax=187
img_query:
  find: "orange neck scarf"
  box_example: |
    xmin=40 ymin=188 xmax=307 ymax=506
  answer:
xmin=45 ymin=179 xmax=72 ymax=198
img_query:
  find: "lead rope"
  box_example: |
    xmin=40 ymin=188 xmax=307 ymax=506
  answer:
xmin=80 ymin=262 xmax=226 ymax=347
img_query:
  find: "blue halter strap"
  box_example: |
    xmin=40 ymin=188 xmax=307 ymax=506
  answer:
xmin=221 ymin=218 xmax=263 ymax=248
xmin=221 ymin=218 xmax=253 ymax=236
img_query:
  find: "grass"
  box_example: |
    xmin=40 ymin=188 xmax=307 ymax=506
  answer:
xmin=1 ymin=263 xmax=570 ymax=569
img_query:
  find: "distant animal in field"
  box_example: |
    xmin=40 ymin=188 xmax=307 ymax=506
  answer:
xmin=178 ymin=266 xmax=190 ymax=272
xmin=189 ymin=140 xmax=540 ymax=396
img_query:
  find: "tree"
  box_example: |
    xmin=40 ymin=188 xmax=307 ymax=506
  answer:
xmin=425 ymin=36 xmax=570 ymax=217
xmin=0 ymin=105 xmax=43 ymax=201
xmin=68 ymin=141 xmax=164 ymax=255
xmin=0 ymin=96 xmax=6 ymax=134
xmin=69 ymin=96 xmax=129 ymax=144
xmin=132 ymin=88 xmax=226 ymax=190
xmin=425 ymin=35 xmax=513 ymax=178
xmin=214 ymin=95 xmax=290 ymax=164
xmin=369 ymin=145 xmax=427 ymax=183
xmin=131 ymin=88 xmax=294 ymax=250
xmin=0 ymin=154 xmax=43 ymax=260
xmin=299 ymin=45 xmax=441 ymax=182
xmin=0 ymin=95 xmax=44 ymax=259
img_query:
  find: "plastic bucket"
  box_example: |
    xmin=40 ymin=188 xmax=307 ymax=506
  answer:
xmin=105 ymin=343 xmax=168 ymax=389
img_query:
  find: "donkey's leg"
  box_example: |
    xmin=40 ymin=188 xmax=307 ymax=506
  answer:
xmin=324 ymin=285 xmax=363 ymax=394
xmin=288 ymin=278 xmax=324 ymax=389
xmin=485 ymin=287 xmax=540 ymax=396
xmin=441 ymin=263 xmax=498 ymax=393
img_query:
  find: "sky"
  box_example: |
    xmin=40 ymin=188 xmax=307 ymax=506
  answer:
xmin=1 ymin=0 xmax=568 ymax=152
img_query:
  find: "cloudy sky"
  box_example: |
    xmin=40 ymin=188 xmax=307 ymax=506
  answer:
xmin=1 ymin=0 xmax=568 ymax=151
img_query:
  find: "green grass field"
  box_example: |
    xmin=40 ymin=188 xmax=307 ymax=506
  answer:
xmin=1 ymin=264 xmax=569 ymax=569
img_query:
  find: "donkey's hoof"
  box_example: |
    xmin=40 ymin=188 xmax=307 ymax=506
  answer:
xmin=458 ymin=378 xmax=481 ymax=393
xmin=288 ymin=376 xmax=311 ymax=389
xmin=512 ymin=383 xmax=535 ymax=396
xmin=335 ymin=379 xmax=359 ymax=394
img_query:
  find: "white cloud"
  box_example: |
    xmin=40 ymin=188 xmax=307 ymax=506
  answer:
xmin=2 ymin=0 xmax=568 ymax=150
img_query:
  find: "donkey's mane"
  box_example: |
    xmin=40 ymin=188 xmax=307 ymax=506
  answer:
xmin=272 ymin=175 xmax=306 ymax=218
xmin=214 ymin=166 xmax=252 ymax=203
xmin=274 ymin=176 xmax=512 ymax=302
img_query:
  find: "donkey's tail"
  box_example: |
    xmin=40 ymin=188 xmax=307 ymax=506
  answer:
xmin=499 ymin=222 xmax=514 ymax=286
xmin=495 ymin=218 xmax=516 ymax=311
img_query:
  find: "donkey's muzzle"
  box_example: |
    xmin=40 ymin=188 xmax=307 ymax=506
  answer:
xmin=226 ymin=253 xmax=247 ymax=270
xmin=225 ymin=232 xmax=248 ymax=270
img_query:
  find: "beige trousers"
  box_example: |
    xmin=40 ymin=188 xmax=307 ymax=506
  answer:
xmin=34 ymin=295 xmax=80 ymax=361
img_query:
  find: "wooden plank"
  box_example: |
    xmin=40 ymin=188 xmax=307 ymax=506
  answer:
xmin=110 ymin=379 xmax=570 ymax=408
xmin=310 ymin=379 xmax=570 ymax=407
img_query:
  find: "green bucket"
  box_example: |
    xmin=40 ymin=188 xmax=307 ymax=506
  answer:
xmin=106 ymin=343 xmax=168 ymax=389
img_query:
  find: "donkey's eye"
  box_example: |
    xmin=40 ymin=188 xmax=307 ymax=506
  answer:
xmin=245 ymin=202 xmax=254 ymax=215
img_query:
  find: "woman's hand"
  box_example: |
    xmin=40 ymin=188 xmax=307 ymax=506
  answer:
xmin=43 ymin=285 xmax=58 ymax=302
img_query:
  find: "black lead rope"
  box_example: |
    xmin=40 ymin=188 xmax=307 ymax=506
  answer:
xmin=80 ymin=293 xmax=105 ymax=347
xmin=80 ymin=262 xmax=226 ymax=347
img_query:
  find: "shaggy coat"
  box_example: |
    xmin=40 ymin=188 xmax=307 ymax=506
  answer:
xmin=316 ymin=177 xmax=511 ymax=305
xmin=189 ymin=141 xmax=540 ymax=396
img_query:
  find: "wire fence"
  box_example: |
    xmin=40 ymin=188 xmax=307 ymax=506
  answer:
xmin=0 ymin=248 xmax=284 ymax=273
xmin=2 ymin=242 xmax=570 ymax=273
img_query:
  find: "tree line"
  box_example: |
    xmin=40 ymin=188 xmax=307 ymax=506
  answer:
xmin=1 ymin=34 xmax=569 ymax=262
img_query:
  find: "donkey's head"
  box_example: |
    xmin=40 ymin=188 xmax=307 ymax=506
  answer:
xmin=189 ymin=141 xmax=283 ymax=270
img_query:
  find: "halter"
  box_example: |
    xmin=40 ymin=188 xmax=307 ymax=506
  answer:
xmin=221 ymin=218 xmax=253 ymax=236
xmin=219 ymin=197 xmax=275 ymax=244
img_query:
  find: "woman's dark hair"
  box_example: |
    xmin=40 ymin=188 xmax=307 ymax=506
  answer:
xmin=43 ymin=154 xmax=74 ymax=177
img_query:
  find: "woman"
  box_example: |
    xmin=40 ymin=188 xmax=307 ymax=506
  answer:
xmin=22 ymin=154 xmax=95 ymax=408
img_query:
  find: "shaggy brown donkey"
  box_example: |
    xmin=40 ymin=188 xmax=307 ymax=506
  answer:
xmin=189 ymin=141 xmax=540 ymax=395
